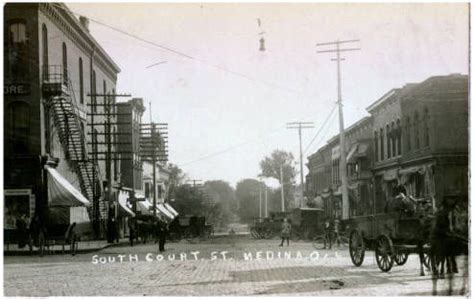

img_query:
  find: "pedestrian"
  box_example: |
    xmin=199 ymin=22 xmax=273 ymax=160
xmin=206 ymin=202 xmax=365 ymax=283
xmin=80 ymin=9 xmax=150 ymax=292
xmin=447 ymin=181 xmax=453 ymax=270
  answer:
xmin=158 ymin=219 xmax=167 ymax=252
xmin=128 ymin=218 xmax=136 ymax=247
xmin=324 ymin=219 xmax=333 ymax=249
xmin=16 ymin=214 xmax=28 ymax=248
xmin=279 ymin=218 xmax=291 ymax=247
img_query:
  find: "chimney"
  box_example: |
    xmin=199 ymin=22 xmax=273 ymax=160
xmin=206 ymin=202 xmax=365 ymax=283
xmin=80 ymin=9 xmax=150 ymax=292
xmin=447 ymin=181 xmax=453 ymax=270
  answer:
xmin=79 ymin=16 xmax=89 ymax=32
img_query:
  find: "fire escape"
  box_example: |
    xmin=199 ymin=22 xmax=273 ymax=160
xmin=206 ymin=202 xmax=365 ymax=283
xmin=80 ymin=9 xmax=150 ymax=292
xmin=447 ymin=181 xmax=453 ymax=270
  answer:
xmin=42 ymin=65 xmax=107 ymax=222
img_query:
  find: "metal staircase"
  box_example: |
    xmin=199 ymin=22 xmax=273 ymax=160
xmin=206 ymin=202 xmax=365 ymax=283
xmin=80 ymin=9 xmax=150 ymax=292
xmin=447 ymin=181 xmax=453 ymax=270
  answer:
xmin=42 ymin=65 xmax=107 ymax=221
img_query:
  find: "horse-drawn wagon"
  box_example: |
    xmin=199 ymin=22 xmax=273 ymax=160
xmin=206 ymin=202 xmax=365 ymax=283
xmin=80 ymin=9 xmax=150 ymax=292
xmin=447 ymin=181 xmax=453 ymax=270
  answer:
xmin=346 ymin=197 xmax=433 ymax=273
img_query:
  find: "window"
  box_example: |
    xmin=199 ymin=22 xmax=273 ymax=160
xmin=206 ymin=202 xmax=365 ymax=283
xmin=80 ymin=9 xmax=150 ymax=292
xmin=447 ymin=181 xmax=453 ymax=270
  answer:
xmin=42 ymin=24 xmax=48 ymax=80
xmin=62 ymin=42 xmax=68 ymax=84
xmin=79 ymin=58 xmax=84 ymax=104
xmin=406 ymin=117 xmax=411 ymax=152
xmin=145 ymin=182 xmax=151 ymax=198
xmin=7 ymin=20 xmax=29 ymax=79
xmin=391 ymin=122 xmax=396 ymax=157
xmin=396 ymin=119 xmax=402 ymax=155
xmin=380 ymin=128 xmax=384 ymax=160
xmin=414 ymin=112 xmax=420 ymax=149
xmin=374 ymin=131 xmax=378 ymax=162
xmin=424 ymin=108 xmax=430 ymax=147
xmin=93 ymin=129 xmax=99 ymax=162
xmin=91 ymin=70 xmax=97 ymax=112
xmin=386 ymin=124 xmax=391 ymax=158
xmin=6 ymin=102 xmax=30 ymax=154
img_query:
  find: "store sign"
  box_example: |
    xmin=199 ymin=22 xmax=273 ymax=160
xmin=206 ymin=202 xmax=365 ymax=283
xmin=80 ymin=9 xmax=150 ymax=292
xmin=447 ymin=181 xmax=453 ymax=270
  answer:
xmin=4 ymin=83 xmax=30 ymax=95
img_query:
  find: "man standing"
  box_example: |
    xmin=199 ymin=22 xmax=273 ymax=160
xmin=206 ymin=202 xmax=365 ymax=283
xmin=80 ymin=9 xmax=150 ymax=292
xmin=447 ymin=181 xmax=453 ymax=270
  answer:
xmin=279 ymin=218 xmax=291 ymax=247
xmin=158 ymin=219 xmax=167 ymax=252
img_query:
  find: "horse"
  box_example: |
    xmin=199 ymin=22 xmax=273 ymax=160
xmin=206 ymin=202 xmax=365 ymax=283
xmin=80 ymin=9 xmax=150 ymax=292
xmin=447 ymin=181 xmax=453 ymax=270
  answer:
xmin=429 ymin=196 xmax=468 ymax=295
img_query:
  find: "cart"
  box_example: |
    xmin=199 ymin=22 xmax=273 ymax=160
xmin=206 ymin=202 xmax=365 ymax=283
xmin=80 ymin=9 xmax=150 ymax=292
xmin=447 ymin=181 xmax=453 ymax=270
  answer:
xmin=346 ymin=211 xmax=432 ymax=272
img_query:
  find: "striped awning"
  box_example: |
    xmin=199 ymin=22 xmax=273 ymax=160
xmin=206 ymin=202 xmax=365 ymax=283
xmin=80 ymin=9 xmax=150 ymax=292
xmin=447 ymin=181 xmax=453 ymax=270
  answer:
xmin=46 ymin=166 xmax=91 ymax=207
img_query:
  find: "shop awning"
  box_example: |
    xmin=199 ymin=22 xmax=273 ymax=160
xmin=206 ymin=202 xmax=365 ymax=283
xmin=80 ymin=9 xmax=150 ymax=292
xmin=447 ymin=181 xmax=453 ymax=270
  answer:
xmin=157 ymin=203 xmax=175 ymax=220
xmin=118 ymin=191 xmax=135 ymax=217
xmin=136 ymin=199 xmax=153 ymax=216
xmin=313 ymin=196 xmax=324 ymax=209
xmin=355 ymin=143 xmax=369 ymax=158
xmin=383 ymin=168 xmax=399 ymax=181
xmin=46 ymin=166 xmax=91 ymax=207
xmin=399 ymin=166 xmax=424 ymax=175
xmin=164 ymin=203 xmax=179 ymax=217
xmin=346 ymin=144 xmax=359 ymax=163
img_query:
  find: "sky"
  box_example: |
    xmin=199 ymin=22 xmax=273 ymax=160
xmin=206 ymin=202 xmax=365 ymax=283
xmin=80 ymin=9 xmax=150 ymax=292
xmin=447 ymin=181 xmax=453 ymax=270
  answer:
xmin=67 ymin=2 xmax=469 ymax=187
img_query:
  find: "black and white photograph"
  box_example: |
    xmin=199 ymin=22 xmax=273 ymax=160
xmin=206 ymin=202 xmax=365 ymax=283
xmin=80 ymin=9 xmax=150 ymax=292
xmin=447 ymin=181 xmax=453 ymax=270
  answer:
xmin=3 ymin=2 xmax=470 ymax=296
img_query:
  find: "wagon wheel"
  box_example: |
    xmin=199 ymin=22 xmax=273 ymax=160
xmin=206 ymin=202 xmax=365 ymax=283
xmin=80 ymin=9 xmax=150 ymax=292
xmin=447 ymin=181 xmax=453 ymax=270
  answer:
xmin=394 ymin=252 xmax=409 ymax=266
xmin=250 ymin=228 xmax=260 ymax=239
xmin=349 ymin=230 xmax=365 ymax=266
xmin=313 ymin=234 xmax=330 ymax=250
xmin=263 ymin=229 xmax=276 ymax=239
xmin=423 ymin=252 xmax=431 ymax=270
xmin=375 ymin=234 xmax=394 ymax=272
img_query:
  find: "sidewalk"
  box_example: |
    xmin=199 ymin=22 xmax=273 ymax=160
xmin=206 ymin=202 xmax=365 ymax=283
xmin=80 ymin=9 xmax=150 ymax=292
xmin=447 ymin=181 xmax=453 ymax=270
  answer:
xmin=4 ymin=238 xmax=129 ymax=256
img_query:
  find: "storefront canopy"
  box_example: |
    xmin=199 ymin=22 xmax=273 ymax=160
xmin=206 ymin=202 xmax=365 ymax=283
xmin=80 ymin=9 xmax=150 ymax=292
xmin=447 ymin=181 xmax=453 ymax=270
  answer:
xmin=136 ymin=199 xmax=153 ymax=216
xmin=46 ymin=166 xmax=91 ymax=207
xmin=157 ymin=203 xmax=175 ymax=220
xmin=346 ymin=144 xmax=358 ymax=163
xmin=118 ymin=191 xmax=135 ymax=217
xmin=164 ymin=203 xmax=179 ymax=217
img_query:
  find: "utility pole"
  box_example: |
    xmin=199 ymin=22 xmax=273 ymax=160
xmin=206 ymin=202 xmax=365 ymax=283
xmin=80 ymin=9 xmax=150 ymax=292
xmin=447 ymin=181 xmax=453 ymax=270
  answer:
xmin=259 ymin=181 xmax=262 ymax=220
xmin=187 ymin=179 xmax=203 ymax=189
xmin=316 ymin=39 xmax=360 ymax=220
xmin=287 ymin=122 xmax=314 ymax=208
xmin=280 ymin=165 xmax=285 ymax=212
xmin=264 ymin=184 xmax=268 ymax=218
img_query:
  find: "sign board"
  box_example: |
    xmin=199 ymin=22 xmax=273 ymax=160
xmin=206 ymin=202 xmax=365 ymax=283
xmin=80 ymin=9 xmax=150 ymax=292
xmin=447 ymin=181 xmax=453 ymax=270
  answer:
xmin=4 ymin=84 xmax=30 ymax=95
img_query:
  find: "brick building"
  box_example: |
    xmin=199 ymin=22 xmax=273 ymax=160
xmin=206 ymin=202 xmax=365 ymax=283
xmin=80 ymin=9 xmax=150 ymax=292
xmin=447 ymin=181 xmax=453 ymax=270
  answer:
xmin=306 ymin=74 xmax=468 ymax=219
xmin=4 ymin=3 xmax=120 ymax=238
xmin=306 ymin=116 xmax=373 ymax=218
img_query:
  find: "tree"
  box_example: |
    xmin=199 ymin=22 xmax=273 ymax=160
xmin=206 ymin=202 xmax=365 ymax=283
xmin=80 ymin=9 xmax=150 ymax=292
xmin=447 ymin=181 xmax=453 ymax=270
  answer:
xmin=203 ymin=180 xmax=238 ymax=227
xmin=173 ymin=184 xmax=205 ymax=217
xmin=167 ymin=163 xmax=187 ymax=200
xmin=235 ymin=178 xmax=261 ymax=223
xmin=259 ymin=150 xmax=297 ymax=211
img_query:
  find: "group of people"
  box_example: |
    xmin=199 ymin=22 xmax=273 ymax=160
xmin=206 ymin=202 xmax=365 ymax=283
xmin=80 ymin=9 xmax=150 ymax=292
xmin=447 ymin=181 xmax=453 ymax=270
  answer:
xmin=128 ymin=217 xmax=169 ymax=252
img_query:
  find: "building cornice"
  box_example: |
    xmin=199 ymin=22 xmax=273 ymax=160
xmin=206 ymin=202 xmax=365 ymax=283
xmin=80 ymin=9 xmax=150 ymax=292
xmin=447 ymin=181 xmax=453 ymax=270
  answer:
xmin=39 ymin=3 xmax=120 ymax=82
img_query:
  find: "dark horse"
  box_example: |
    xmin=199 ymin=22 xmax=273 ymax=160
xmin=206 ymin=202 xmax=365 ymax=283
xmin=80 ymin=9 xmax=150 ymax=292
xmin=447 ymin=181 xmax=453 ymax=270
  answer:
xmin=429 ymin=196 xmax=468 ymax=295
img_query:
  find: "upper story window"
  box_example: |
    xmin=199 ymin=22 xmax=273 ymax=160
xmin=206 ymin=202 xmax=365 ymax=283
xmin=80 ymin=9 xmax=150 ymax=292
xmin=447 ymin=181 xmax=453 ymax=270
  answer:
xmin=379 ymin=127 xmax=384 ymax=160
xmin=424 ymin=108 xmax=430 ymax=147
xmin=386 ymin=124 xmax=391 ymax=159
xmin=405 ymin=117 xmax=411 ymax=152
xmin=414 ymin=111 xmax=420 ymax=149
xmin=6 ymin=101 xmax=30 ymax=154
xmin=62 ymin=42 xmax=68 ymax=84
xmin=6 ymin=20 xmax=29 ymax=79
xmin=42 ymin=24 xmax=48 ymax=80
xmin=91 ymin=70 xmax=97 ymax=112
xmin=79 ymin=58 xmax=84 ymax=104
xmin=396 ymin=119 xmax=402 ymax=156
xmin=374 ymin=131 xmax=378 ymax=162
xmin=391 ymin=121 xmax=396 ymax=157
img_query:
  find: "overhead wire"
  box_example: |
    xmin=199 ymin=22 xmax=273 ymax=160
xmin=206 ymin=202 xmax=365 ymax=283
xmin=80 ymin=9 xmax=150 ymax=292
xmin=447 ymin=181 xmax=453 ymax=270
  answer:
xmin=303 ymin=103 xmax=337 ymax=155
xmin=53 ymin=3 xmax=317 ymax=100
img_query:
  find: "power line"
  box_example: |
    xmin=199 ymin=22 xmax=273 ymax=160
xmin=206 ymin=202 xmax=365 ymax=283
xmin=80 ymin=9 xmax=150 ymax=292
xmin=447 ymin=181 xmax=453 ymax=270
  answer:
xmin=54 ymin=3 xmax=315 ymax=99
xmin=303 ymin=103 xmax=337 ymax=154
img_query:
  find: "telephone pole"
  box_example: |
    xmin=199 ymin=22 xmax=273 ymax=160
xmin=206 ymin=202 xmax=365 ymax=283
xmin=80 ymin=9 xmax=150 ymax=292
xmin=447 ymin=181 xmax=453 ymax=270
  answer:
xmin=280 ymin=165 xmax=285 ymax=212
xmin=287 ymin=122 xmax=314 ymax=208
xmin=316 ymin=39 xmax=360 ymax=220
